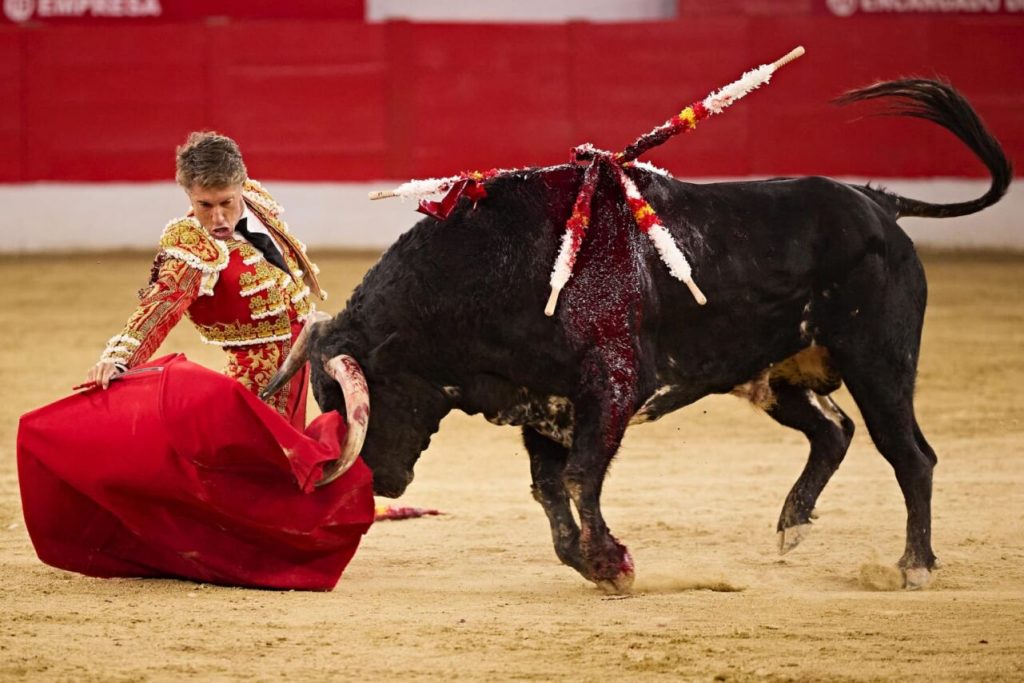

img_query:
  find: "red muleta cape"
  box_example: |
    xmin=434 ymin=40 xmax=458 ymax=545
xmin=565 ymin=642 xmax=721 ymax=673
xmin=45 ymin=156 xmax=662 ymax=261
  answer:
xmin=16 ymin=353 xmax=375 ymax=591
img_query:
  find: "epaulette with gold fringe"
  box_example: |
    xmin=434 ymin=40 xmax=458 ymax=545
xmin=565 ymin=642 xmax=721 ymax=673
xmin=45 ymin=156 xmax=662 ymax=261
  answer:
xmin=242 ymin=179 xmax=283 ymax=218
xmin=158 ymin=218 xmax=229 ymax=296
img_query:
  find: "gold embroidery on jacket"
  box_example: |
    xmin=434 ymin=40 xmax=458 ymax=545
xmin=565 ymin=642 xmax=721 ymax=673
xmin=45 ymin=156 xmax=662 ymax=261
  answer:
xmin=100 ymin=259 xmax=202 ymax=367
xmin=225 ymin=340 xmax=291 ymax=416
xmin=192 ymin=316 xmax=293 ymax=347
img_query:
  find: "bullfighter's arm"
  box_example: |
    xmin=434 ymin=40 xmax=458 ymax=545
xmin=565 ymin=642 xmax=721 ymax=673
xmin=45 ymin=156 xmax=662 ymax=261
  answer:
xmin=98 ymin=257 xmax=201 ymax=369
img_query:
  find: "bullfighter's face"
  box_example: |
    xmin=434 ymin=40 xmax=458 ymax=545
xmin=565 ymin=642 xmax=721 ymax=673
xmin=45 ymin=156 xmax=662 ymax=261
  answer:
xmin=187 ymin=183 xmax=245 ymax=241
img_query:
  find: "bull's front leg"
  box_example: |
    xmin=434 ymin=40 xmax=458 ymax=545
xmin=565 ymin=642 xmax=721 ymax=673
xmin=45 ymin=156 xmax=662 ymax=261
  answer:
xmin=563 ymin=351 xmax=638 ymax=593
xmin=523 ymin=427 xmax=586 ymax=574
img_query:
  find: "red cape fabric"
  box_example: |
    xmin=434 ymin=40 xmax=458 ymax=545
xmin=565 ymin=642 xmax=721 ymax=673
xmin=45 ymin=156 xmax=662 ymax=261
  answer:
xmin=17 ymin=354 xmax=375 ymax=591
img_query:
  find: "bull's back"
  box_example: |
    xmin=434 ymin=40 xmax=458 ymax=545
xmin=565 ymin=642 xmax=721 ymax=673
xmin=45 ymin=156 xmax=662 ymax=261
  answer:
xmin=636 ymin=174 xmax=904 ymax=392
xmin=353 ymin=170 xmax=902 ymax=397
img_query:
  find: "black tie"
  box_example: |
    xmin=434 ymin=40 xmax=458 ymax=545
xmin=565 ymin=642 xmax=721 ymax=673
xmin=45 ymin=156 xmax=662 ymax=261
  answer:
xmin=236 ymin=217 xmax=289 ymax=274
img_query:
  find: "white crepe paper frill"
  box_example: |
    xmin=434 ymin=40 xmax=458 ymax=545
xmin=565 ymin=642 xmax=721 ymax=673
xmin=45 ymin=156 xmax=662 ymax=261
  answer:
xmin=389 ymin=175 xmax=465 ymax=200
xmin=545 ymin=229 xmax=578 ymax=316
xmin=614 ymin=165 xmax=706 ymax=306
xmin=647 ymin=225 xmax=692 ymax=284
xmin=702 ymin=64 xmax=774 ymax=115
xmin=630 ymin=160 xmax=672 ymax=178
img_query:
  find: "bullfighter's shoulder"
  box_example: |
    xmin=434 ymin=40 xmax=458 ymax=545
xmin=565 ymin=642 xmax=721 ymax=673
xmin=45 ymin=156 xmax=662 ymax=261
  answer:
xmin=242 ymin=178 xmax=283 ymax=219
xmin=158 ymin=217 xmax=230 ymax=274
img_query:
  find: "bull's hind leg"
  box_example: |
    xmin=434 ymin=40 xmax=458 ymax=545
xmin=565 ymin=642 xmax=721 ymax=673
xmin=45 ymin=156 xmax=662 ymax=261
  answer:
xmin=523 ymin=427 xmax=586 ymax=574
xmin=842 ymin=369 xmax=937 ymax=588
xmin=765 ymin=382 xmax=855 ymax=554
xmin=828 ymin=252 xmax=936 ymax=588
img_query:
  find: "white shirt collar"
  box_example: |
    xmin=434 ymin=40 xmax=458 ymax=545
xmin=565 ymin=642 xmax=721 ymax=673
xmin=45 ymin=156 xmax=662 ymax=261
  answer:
xmin=233 ymin=204 xmax=271 ymax=239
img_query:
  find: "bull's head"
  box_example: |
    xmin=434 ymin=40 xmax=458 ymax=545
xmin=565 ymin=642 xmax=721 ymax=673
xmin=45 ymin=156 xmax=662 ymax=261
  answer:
xmin=263 ymin=314 xmax=450 ymax=496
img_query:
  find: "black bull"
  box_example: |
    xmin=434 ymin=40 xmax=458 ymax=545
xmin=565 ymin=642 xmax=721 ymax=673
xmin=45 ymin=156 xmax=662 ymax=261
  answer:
xmin=269 ymin=79 xmax=1011 ymax=591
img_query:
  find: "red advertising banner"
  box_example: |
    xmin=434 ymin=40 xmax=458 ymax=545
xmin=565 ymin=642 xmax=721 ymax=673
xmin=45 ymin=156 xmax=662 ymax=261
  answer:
xmin=813 ymin=0 xmax=1024 ymax=16
xmin=1 ymin=0 xmax=364 ymax=25
xmin=1 ymin=16 xmax=1021 ymax=181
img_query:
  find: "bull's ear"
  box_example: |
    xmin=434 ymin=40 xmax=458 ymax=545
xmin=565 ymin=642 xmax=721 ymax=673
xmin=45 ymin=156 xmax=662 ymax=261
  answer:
xmin=366 ymin=332 xmax=403 ymax=372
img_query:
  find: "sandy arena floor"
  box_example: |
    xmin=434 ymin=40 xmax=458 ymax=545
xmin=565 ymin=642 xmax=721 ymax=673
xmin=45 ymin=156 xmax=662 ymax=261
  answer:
xmin=1 ymin=249 xmax=1022 ymax=681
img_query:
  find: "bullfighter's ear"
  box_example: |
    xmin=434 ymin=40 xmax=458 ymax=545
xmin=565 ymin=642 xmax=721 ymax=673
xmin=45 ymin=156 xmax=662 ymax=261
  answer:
xmin=367 ymin=332 xmax=403 ymax=371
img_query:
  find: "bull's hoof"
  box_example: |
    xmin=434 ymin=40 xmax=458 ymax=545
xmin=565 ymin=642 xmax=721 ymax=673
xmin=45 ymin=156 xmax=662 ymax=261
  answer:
xmin=594 ymin=548 xmax=635 ymax=594
xmin=777 ymin=523 xmax=812 ymax=555
xmin=903 ymin=566 xmax=932 ymax=590
xmin=595 ymin=572 xmax=634 ymax=594
xmin=593 ymin=557 xmax=630 ymax=593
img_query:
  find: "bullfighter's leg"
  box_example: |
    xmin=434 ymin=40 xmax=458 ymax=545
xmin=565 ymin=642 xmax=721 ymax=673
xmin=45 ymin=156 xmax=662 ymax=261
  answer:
xmin=562 ymin=352 xmax=638 ymax=593
xmin=764 ymin=382 xmax=855 ymax=554
xmin=523 ymin=427 xmax=586 ymax=574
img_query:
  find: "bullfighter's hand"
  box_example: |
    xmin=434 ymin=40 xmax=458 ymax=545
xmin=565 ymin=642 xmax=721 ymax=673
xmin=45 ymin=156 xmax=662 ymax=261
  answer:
xmin=87 ymin=361 xmax=121 ymax=390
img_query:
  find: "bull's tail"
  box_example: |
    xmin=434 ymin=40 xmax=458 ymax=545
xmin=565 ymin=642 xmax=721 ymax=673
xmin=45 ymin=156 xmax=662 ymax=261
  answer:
xmin=835 ymin=78 xmax=1012 ymax=219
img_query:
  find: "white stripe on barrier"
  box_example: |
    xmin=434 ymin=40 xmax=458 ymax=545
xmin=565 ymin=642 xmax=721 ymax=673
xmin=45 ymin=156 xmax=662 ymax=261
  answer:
xmin=0 ymin=178 xmax=1019 ymax=251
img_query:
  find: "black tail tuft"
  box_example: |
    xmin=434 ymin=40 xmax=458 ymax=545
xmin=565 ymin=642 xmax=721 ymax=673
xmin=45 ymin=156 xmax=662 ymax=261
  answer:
xmin=835 ymin=78 xmax=1012 ymax=219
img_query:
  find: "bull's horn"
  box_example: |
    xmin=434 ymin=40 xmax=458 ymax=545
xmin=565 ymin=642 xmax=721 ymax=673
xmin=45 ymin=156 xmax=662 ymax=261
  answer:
xmin=260 ymin=311 xmax=331 ymax=400
xmin=318 ymin=354 xmax=370 ymax=487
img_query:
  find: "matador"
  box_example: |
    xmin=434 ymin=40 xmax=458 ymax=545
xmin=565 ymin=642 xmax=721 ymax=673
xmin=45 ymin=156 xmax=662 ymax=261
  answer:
xmin=90 ymin=133 xmax=326 ymax=428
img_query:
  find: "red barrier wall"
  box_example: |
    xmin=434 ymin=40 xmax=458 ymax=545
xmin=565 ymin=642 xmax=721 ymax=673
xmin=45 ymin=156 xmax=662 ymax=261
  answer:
xmin=1 ymin=16 xmax=1022 ymax=182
